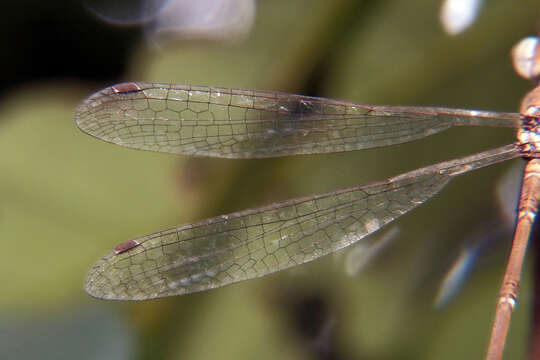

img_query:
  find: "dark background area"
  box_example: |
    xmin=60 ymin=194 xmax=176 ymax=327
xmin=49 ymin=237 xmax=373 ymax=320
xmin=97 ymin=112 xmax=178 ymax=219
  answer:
xmin=0 ymin=1 xmax=139 ymax=97
xmin=1 ymin=0 xmax=539 ymax=359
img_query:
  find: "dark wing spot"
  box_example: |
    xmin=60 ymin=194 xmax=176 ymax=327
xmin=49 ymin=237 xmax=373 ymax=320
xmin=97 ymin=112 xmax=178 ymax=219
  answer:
xmin=113 ymin=239 xmax=140 ymax=254
xmin=112 ymin=82 xmax=142 ymax=94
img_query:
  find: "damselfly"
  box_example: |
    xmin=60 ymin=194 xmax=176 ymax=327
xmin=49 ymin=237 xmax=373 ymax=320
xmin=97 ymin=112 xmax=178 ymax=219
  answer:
xmin=75 ymin=37 xmax=540 ymax=360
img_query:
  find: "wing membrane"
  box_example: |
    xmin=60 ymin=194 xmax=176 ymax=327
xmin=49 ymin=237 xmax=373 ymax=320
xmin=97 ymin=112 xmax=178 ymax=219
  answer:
xmin=74 ymin=82 xmax=520 ymax=159
xmin=84 ymin=144 xmax=520 ymax=300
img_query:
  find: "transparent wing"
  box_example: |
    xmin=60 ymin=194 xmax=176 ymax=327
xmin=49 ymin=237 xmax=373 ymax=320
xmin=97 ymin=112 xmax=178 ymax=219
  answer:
xmin=84 ymin=144 xmax=520 ymax=300
xmin=74 ymin=82 xmax=520 ymax=159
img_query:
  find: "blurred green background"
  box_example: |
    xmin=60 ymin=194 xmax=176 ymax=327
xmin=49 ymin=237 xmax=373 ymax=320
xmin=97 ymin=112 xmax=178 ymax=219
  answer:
xmin=1 ymin=0 xmax=539 ymax=359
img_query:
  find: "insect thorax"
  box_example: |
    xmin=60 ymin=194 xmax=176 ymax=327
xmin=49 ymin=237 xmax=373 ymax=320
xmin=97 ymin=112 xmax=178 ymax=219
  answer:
xmin=518 ymin=85 xmax=540 ymax=157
